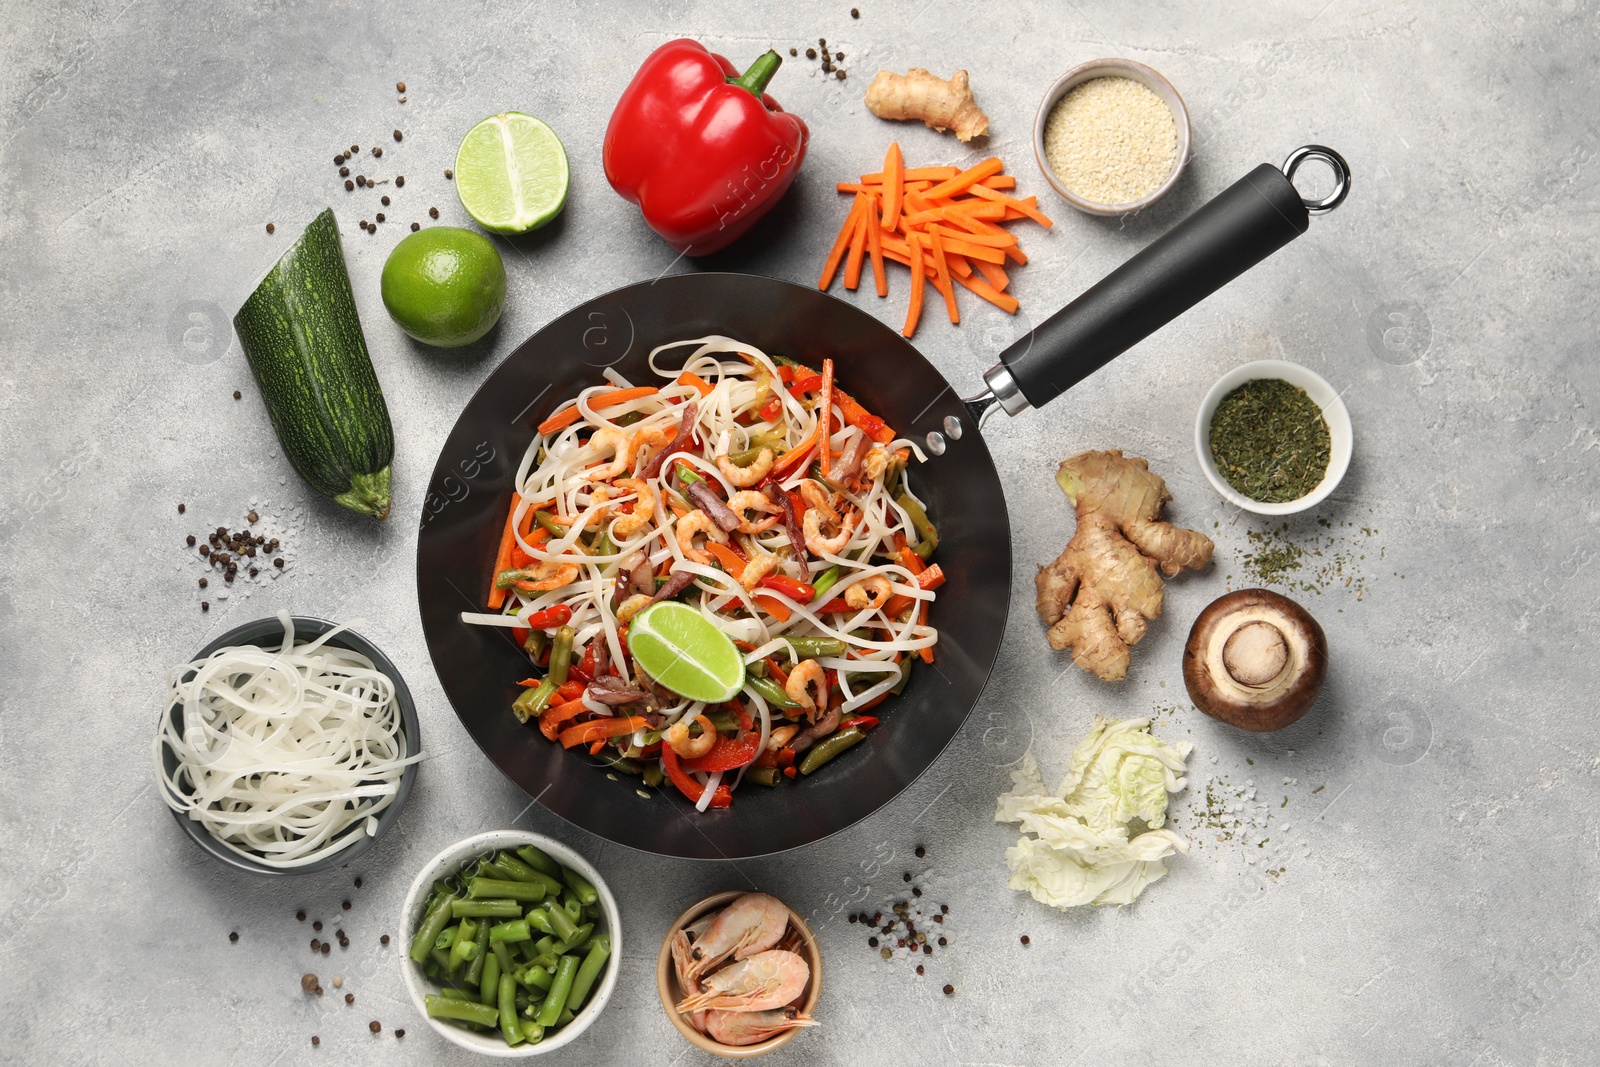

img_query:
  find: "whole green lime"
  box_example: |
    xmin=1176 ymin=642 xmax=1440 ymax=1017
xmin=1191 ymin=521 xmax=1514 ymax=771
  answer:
xmin=380 ymin=227 xmax=506 ymax=347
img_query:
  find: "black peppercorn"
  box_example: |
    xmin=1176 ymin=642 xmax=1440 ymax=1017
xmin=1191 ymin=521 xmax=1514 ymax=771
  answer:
xmin=186 ymin=535 xmax=196 ymax=546
xmin=790 ymin=47 xmax=797 ymax=56
xmin=1020 ymin=934 xmax=1031 ymax=945
xmin=836 ymin=70 xmax=847 ymax=80
xmin=410 ymin=222 xmax=420 ymax=231
xmin=342 ymin=900 xmax=351 ymax=910
xmin=444 ymin=168 xmax=453 ymax=180
xmin=229 ymin=931 xmax=239 ymax=942
xmin=380 ymin=934 xmax=390 ymax=945
xmin=350 ymin=144 xmax=359 ymax=153
xmin=313 ymin=921 xmax=322 ymax=931
xmin=233 ymin=390 xmax=242 ymax=399
xmin=396 ymin=175 xmax=405 ymax=187
xmin=806 ymin=48 xmax=816 ymax=59
xmin=345 ymin=993 xmax=354 ymax=1004
xmin=938 ymin=936 xmax=947 ymax=946
xmin=198 ymin=577 xmax=208 ymax=588
xmin=851 ymin=7 xmax=859 ymax=16
xmin=297 ymin=911 xmax=306 ymax=921
xmin=334 ymin=154 xmax=345 ymax=165
xmin=311 ymin=1036 xmax=319 ymax=1046
xmin=345 ymin=179 xmax=354 ymax=191
xmin=375 ymin=213 xmax=385 ymax=223
xmin=903 ymin=872 xmax=911 ymax=882
xmin=848 ymin=914 xmax=857 ymax=924
xmin=340 ymin=166 xmax=349 ymax=177
xmin=321 ymin=942 xmax=330 ymax=955
xmin=265 ymin=223 xmax=275 ymax=234
xmin=396 ymin=81 xmax=406 ymax=92
xmin=369 ymin=1021 xmax=381 ymax=1033
xmin=915 ymin=845 xmax=926 ymax=858
xmin=868 ymin=936 xmax=879 ymax=947
xmin=913 ymin=887 xmax=922 ymax=897
xmin=395 ymin=1029 xmax=405 ymax=1038
xmin=380 ymin=195 xmax=390 ymax=206
xmin=943 ymin=984 xmax=954 ymax=995
xmin=393 ymin=129 xmax=402 ymax=141
xmin=274 ymin=558 xmax=285 ymax=568
xmin=200 ymin=602 xmax=209 ymax=611
xmin=373 ymin=147 xmax=383 ymax=158
xmin=428 ymin=206 xmax=439 ymax=219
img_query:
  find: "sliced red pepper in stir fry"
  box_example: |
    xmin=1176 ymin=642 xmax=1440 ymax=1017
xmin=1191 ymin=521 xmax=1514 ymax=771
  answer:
xmin=758 ymin=574 xmax=816 ymax=603
xmin=662 ymin=746 xmax=734 ymax=808
xmin=681 ymin=729 xmax=762 ymax=773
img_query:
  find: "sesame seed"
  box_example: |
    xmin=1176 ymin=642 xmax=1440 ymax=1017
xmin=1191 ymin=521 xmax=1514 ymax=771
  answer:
xmin=1043 ymin=76 xmax=1178 ymax=205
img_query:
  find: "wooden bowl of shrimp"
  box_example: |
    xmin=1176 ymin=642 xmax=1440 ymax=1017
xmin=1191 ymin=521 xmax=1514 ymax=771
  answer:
xmin=656 ymin=891 xmax=822 ymax=1058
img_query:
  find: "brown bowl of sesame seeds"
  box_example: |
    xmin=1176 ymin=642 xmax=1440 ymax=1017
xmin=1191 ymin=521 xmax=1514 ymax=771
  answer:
xmin=656 ymin=891 xmax=821 ymax=1059
xmin=1033 ymin=58 xmax=1191 ymax=216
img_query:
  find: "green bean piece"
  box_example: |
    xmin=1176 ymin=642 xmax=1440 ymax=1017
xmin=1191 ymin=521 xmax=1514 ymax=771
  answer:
xmin=427 ymin=994 xmax=500 ymax=1027
xmin=810 ymin=565 xmax=843 ymax=601
xmin=490 ymin=939 xmax=515 ymax=975
xmin=489 ymin=852 xmax=543 ymax=884
xmin=913 ymin=536 xmax=936 ymax=562
xmin=582 ymin=902 xmax=600 ymax=922
xmin=896 ymin=492 xmax=939 ymax=555
xmin=423 ymin=959 xmax=441 ymax=979
xmin=783 ymin=635 xmax=847 ymax=659
xmin=521 ymin=1022 xmax=546 ymax=1045
xmin=409 ymin=889 xmax=459 ymax=963
xmin=892 ymin=656 xmax=914 ymax=695
xmin=556 ymin=1006 xmax=575 ymax=1027
xmin=524 ymin=906 xmax=557 ymax=937
xmin=499 ymin=973 xmax=525 ymax=1046
xmin=642 ymin=763 xmax=665 ymax=787
xmin=517 ymin=937 xmax=542 ymax=962
xmin=549 ymin=626 xmax=575 ymax=687
xmin=430 ymin=947 xmax=457 ymax=975
xmin=544 ymin=901 xmax=579 ymax=943
xmin=522 ymin=628 xmax=548 ymax=660
xmin=516 ymin=990 xmax=533 ymax=1012
xmin=561 ymin=866 xmax=600 ymax=907
xmin=448 ymin=918 xmax=480 ymax=970
xmin=746 ymin=765 xmax=782 ymax=787
xmin=536 ymin=954 xmax=581 ymax=1028
xmin=599 ymin=754 xmax=644 ymax=775
xmin=676 ymin=464 xmax=706 ymax=485
xmin=480 ymin=950 xmax=501 ymax=1006
xmin=489 ymin=919 xmax=531 ymax=945
xmin=519 ymin=962 xmax=556 ymax=992
xmin=452 ymin=898 xmax=524 ymax=919
xmin=469 ymin=877 xmax=549 ymax=903
xmin=566 ymin=936 xmax=612 ymax=1013
xmin=614 ymin=410 xmax=644 ymax=428
xmin=533 ymin=510 xmax=564 ymax=537
xmin=533 ymin=935 xmax=556 ymax=957
xmin=435 ymin=924 xmax=461 ymax=952
xmin=561 ymin=888 xmax=583 ymax=922
xmin=512 ymin=679 xmax=557 ymax=724
xmin=439 ymin=986 xmax=477 ymax=1002
xmin=746 ymin=673 xmax=802 ymax=709
xmin=591 ymin=531 xmax=616 ymax=558
xmin=555 ymin=922 xmax=594 ymax=956
xmin=800 ymin=726 xmax=867 ymax=775
xmin=728 ymin=445 xmax=771 ymax=467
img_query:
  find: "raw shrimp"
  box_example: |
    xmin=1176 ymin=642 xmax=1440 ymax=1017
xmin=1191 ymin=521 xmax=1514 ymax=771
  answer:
xmin=704 ymin=1007 xmax=817 ymax=1046
xmin=665 ymin=713 xmax=717 ymax=759
xmin=677 ymin=509 xmax=729 ymax=565
xmin=803 ymin=507 xmax=858 ymax=556
xmin=785 ymin=659 xmax=827 ymax=714
xmin=727 ymin=491 xmax=782 ymax=534
xmin=845 ymin=574 xmax=892 ymax=611
xmin=611 ymin=477 xmax=656 ymax=538
xmin=675 ymin=949 xmax=811 ymax=1014
xmin=682 ymin=892 xmax=791 ymax=981
xmin=717 ymin=448 xmax=775 ymax=487
xmin=671 ymin=913 xmax=716 ymax=1034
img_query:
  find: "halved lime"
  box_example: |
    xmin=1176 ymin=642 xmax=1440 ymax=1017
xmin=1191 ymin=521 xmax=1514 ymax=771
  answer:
xmin=454 ymin=112 xmax=569 ymax=235
xmin=626 ymin=602 xmax=745 ymax=704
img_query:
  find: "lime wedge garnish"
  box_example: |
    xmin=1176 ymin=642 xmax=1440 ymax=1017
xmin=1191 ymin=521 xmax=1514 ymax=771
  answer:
xmin=454 ymin=112 xmax=569 ymax=235
xmin=626 ymin=602 xmax=745 ymax=704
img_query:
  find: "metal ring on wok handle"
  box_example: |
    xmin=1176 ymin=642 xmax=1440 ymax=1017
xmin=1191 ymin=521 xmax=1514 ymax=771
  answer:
xmin=1282 ymin=145 xmax=1351 ymax=215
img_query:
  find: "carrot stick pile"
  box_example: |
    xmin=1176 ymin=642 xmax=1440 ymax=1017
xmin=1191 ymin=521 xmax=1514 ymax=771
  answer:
xmin=819 ymin=144 xmax=1053 ymax=338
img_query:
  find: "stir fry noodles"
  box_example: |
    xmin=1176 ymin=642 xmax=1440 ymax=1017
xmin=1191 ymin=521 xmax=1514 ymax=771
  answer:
xmin=461 ymin=336 xmax=942 ymax=810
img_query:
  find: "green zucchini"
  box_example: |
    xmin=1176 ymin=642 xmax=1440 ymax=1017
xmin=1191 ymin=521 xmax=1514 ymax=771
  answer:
xmin=233 ymin=208 xmax=395 ymax=519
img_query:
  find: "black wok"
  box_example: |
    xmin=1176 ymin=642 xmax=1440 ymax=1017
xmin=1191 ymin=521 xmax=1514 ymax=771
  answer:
xmin=416 ymin=148 xmax=1349 ymax=859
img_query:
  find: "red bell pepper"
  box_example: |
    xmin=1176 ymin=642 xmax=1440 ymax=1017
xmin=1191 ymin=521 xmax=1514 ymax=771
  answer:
xmin=758 ymin=574 xmax=816 ymax=603
xmin=604 ymin=40 xmax=809 ymax=255
xmin=661 ymin=746 xmax=733 ymax=808
xmin=682 ymin=729 xmax=762 ymax=773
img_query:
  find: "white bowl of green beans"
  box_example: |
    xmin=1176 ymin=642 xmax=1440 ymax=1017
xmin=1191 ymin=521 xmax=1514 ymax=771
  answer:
xmin=399 ymin=830 xmax=620 ymax=1056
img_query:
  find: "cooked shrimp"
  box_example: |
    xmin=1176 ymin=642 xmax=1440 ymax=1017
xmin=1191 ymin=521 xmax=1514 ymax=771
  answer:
xmin=576 ymin=486 xmax=613 ymax=529
xmin=626 ymin=425 xmax=672 ymax=472
xmin=615 ymin=593 xmax=653 ymax=624
xmin=863 ymin=446 xmax=889 ymax=480
xmin=507 ymin=559 xmax=580 ymax=592
xmin=705 ymin=1007 xmax=817 ymax=1047
xmin=665 ymin=713 xmax=717 ymax=759
xmin=675 ymin=949 xmax=811 ymax=1014
xmin=738 ymin=551 xmax=778 ymax=592
xmin=727 ymin=491 xmax=782 ymax=533
xmin=766 ymin=724 xmax=799 ymax=750
xmin=798 ymin=479 xmax=839 ymax=524
xmin=584 ymin=428 xmax=630 ymax=481
xmin=716 ymin=448 xmax=775 ymax=488
xmin=676 ymin=508 xmax=729 ymax=565
xmin=803 ymin=507 xmax=858 ymax=556
xmin=785 ymin=659 xmax=827 ymax=714
xmin=611 ymin=477 xmax=656 ymax=538
xmin=845 ymin=574 xmax=892 ymax=611
xmin=683 ymin=893 xmax=791 ymax=981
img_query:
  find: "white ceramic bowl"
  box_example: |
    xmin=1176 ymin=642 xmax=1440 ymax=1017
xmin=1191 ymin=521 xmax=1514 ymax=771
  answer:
xmin=1033 ymin=58 xmax=1191 ymax=216
xmin=399 ymin=830 xmax=621 ymax=1057
xmin=1194 ymin=359 xmax=1353 ymax=516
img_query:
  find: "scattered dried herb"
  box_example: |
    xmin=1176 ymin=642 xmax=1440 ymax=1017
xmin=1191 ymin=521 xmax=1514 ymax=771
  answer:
xmin=1208 ymin=378 xmax=1330 ymax=503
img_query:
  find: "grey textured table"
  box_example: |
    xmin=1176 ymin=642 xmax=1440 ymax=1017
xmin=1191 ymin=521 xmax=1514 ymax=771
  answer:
xmin=3 ymin=1 xmax=1594 ymax=1064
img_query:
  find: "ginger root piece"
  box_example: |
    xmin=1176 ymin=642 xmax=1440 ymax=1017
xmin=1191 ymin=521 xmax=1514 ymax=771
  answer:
xmin=864 ymin=68 xmax=990 ymax=142
xmin=1035 ymin=450 xmax=1214 ymax=681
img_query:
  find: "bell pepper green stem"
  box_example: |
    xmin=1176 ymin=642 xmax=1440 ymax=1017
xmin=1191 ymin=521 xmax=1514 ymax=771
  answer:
xmin=732 ymin=49 xmax=783 ymax=98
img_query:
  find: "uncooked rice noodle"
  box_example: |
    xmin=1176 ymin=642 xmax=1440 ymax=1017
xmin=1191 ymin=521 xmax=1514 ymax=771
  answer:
xmin=153 ymin=612 xmax=421 ymax=868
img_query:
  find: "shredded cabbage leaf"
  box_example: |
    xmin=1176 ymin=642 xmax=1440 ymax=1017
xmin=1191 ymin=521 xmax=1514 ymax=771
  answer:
xmin=995 ymin=716 xmax=1192 ymax=909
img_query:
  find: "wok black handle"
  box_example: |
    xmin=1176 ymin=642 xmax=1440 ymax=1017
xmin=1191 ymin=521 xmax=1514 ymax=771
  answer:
xmin=995 ymin=150 xmax=1348 ymax=411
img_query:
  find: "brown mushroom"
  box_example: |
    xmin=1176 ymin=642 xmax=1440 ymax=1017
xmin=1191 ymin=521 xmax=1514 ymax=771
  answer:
xmin=1183 ymin=589 xmax=1327 ymax=731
